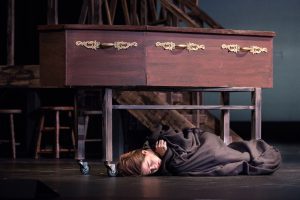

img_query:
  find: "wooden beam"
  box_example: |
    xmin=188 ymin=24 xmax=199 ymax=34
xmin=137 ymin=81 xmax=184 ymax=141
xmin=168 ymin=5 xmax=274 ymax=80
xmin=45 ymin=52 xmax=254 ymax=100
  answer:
xmin=7 ymin=0 xmax=15 ymax=66
xmin=121 ymin=0 xmax=131 ymax=25
xmin=251 ymin=88 xmax=262 ymax=139
xmin=0 ymin=65 xmax=40 ymax=86
xmin=140 ymin=0 xmax=147 ymax=25
xmin=103 ymin=89 xmax=113 ymax=162
xmin=113 ymin=105 xmax=254 ymax=110
xmin=114 ymin=91 xmax=243 ymax=143
xmin=130 ymin=0 xmax=139 ymax=25
xmin=159 ymin=0 xmax=199 ymax=27
xmin=220 ymin=92 xmax=231 ymax=144
xmin=187 ymin=12 xmax=204 ymax=27
xmin=104 ymin=0 xmax=112 ymax=25
xmin=159 ymin=5 xmax=168 ymax=24
xmin=191 ymin=92 xmax=203 ymax=127
xmin=148 ymin=0 xmax=158 ymax=23
xmin=47 ymin=0 xmax=58 ymax=24
xmin=171 ymin=0 xmax=179 ymax=26
xmin=180 ymin=0 xmax=223 ymax=28
xmin=88 ymin=0 xmax=94 ymax=24
xmin=94 ymin=0 xmax=103 ymax=24
xmin=79 ymin=0 xmax=89 ymax=24
xmin=114 ymin=91 xmax=195 ymax=132
xmin=109 ymin=0 xmax=118 ymax=23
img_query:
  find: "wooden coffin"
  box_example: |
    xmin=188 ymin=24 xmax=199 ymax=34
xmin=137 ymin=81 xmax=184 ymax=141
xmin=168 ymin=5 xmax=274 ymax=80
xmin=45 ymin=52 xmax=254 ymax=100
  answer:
xmin=39 ymin=25 xmax=274 ymax=88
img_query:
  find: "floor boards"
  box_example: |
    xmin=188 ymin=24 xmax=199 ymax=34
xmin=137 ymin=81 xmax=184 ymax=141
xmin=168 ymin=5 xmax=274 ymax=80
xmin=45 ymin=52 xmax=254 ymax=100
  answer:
xmin=0 ymin=142 xmax=300 ymax=199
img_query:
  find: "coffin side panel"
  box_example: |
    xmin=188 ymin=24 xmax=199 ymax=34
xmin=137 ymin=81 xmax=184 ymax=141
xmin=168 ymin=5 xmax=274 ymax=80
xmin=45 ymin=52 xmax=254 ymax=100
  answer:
xmin=65 ymin=30 xmax=146 ymax=86
xmin=40 ymin=32 xmax=66 ymax=87
xmin=145 ymin=32 xmax=273 ymax=87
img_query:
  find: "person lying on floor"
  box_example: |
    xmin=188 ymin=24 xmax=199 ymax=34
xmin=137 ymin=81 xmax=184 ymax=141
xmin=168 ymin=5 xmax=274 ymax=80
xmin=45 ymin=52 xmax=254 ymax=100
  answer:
xmin=117 ymin=125 xmax=281 ymax=176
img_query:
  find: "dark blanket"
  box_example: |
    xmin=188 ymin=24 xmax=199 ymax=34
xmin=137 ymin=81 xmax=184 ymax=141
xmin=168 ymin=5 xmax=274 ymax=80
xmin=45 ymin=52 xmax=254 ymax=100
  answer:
xmin=146 ymin=126 xmax=281 ymax=176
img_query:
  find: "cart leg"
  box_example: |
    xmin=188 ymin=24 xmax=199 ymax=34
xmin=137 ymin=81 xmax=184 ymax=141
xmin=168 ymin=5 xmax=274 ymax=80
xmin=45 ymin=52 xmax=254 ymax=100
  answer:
xmin=251 ymin=88 xmax=262 ymax=139
xmin=103 ymin=88 xmax=117 ymax=176
xmin=75 ymin=90 xmax=90 ymax=175
xmin=220 ymin=91 xmax=231 ymax=145
xmin=77 ymin=115 xmax=90 ymax=175
xmin=76 ymin=115 xmax=86 ymax=161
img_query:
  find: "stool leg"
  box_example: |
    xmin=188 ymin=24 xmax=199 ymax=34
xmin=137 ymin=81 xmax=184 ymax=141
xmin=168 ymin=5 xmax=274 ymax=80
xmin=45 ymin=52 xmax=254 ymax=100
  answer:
xmin=251 ymin=88 xmax=262 ymax=140
xmin=79 ymin=114 xmax=90 ymax=159
xmin=35 ymin=114 xmax=45 ymax=159
xmin=70 ymin=111 xmax=76 ymax=152
xmin=9 ymin=114 xmax=16 ymax=159
xmin=71 ymin=129 xmax=76 ymax=153
xmin=55 ymin=110 xmax=60 ymax=159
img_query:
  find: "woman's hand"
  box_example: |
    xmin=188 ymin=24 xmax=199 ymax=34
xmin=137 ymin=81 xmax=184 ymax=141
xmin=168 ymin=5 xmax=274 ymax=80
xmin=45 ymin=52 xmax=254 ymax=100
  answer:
xmin=155 ymin=140 xmax=168 ymax=158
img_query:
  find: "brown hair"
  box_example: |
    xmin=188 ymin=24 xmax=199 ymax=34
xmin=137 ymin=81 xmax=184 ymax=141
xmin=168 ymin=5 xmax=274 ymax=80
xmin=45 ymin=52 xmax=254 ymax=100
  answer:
xmin=117 ymin=149 xmax=145 ymax=176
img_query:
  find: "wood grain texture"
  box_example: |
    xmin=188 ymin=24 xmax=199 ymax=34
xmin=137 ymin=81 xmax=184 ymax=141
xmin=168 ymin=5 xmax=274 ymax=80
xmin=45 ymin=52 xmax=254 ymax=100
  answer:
xmin=0 ymin=65 xmax=40 ymax=86
xmin=40 ymin=31 xmax=66 ymax=87
xmin=66 ymin=30 xmax=146 ymax=86
xmin=146 ymin=32 xmax=273 ymax=87
xmin=39 ymin=25 xmax=274 ymax=88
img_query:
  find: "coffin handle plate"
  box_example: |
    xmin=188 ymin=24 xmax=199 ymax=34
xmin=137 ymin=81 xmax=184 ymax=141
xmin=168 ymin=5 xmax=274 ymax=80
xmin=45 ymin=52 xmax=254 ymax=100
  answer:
xmin=75 ymin=41 xmax=138 ymax=50
xmin=221 ymin=44 xmax=267 ymax=54
xmin=177 ymin=42 xmax=205 ymax=51
xmin=240 ymin=46 xmax=268 ymax=54
xmin=156 ymin=42 xmax=205 ymax=51
xmin=101 ymin=41 xmax=138 ymax=50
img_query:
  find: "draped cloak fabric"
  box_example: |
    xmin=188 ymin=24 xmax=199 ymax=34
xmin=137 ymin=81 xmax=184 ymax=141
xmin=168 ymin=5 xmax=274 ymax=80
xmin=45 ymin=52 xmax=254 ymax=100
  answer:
xmin=146 ymin=126 xmax=281 ymax=176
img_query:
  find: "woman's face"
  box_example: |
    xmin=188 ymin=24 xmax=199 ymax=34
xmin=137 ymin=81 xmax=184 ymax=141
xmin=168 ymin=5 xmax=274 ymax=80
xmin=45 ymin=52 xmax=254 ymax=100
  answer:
xmin=140 ymin=150 xmax=162 ymax=176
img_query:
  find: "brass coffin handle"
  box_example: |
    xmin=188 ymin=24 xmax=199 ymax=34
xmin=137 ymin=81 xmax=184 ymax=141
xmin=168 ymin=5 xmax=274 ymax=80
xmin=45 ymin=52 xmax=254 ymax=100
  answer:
xmin=75 ymin=41 xmax=137 ymax=50
xmin=155 ymin=42 xmax=176 ymax=51
xmin=240 ymin=46 xmax=268 ymax=54
xmin=156 ymin=42 xmax=205 ymax=51
xmin=221 ymin=44 xmax=268 ymax=54
xmin=177 ymin=42 xmax=205 ymax=51
xmin=221 ymin=44 xmax=240 ymax=53
xmin=101 ymin=41 xmax=138 ymax=50
xmin=75 ymin=40 xmax=100 ymax=50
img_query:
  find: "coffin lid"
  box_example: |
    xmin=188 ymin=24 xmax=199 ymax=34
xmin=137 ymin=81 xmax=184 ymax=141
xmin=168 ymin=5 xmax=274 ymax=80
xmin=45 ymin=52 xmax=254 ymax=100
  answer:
xmin=38 ymin=24 xmax=275 ymax=37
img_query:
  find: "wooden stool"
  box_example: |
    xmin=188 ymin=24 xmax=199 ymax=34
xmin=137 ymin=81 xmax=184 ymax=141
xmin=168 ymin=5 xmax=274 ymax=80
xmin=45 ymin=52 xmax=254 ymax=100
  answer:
xmin=35 ymin=106 xmax=76 ymax=159
xmin=0 ymin=109 xmax=22 ymax=159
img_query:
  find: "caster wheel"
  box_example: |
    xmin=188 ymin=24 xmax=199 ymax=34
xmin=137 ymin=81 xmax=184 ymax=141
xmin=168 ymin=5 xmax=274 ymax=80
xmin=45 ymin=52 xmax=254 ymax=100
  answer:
xmin=107 ymin=168 xmax=118 ymax=177
xmin=78 ymin=160 xmax=90 ymax=175
xmin=104 ymin=161 xmax=118 ymax=177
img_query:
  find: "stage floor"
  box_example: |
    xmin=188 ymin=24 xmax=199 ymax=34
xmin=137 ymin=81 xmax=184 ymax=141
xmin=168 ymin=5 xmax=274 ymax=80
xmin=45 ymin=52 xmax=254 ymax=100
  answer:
xmin=1 ymin=142 xmax=300 ymax=200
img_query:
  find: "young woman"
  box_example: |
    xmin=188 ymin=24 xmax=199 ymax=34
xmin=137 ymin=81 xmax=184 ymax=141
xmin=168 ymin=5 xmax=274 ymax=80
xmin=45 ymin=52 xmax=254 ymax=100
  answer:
xmin=117 ymin=125 xmax=281 ymax=176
